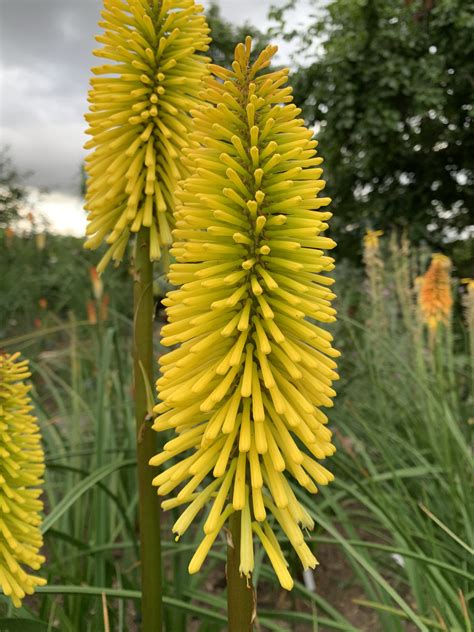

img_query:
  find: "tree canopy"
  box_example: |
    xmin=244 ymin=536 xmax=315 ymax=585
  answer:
xmin=0 ymin=147 xmax=28 ymax=229
xmin=272 ymin=0 xmax=473 ymax=256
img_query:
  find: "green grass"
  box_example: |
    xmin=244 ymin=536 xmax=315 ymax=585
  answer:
xmin=0 ymin=232 xmax=472 ymax=631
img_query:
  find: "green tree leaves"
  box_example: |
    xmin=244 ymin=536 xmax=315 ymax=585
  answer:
xmin=273 ymin=0 xmax=474 ymax=256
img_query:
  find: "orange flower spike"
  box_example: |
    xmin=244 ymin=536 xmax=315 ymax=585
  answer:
xmin=419 ymin=254 xmax=453 ymax=331
xmin=86 ymin=300 xmax=98 ymax=325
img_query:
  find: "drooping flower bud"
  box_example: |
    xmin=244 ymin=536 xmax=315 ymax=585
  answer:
xmin=150 ymin=38 xmax=339 ymax=589
xmin=0 ymin=353 xmax=46 ymax=607
xmin=84 ymin=0 xmax=211 ymax=272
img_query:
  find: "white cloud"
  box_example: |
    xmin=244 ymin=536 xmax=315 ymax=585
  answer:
xmin=27 ymin=189 xmax=86 ymax=237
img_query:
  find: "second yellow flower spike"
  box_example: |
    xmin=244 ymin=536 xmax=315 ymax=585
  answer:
xmin=0 ymin=353 xmax=46 ymax=607
xmin=84 ymin=0 xmax=211 ymax=272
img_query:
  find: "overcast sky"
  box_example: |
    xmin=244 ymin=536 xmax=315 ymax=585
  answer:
xmin=0 ymin=1 xmax=306 ymax=211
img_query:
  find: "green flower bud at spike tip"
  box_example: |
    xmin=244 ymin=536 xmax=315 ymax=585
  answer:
xmin=150 ymin=37 xmax=340 ymax=590
xmin=84 ymin=0 xmax=211 ymax=273
xmin=0 ymin=353 xmax=46 ymax=607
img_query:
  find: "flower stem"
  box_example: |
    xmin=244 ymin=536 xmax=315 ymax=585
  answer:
xmin=133 ymin=227 xmax=162 ymax=631
xmin=227 ymin=511 xmax=254 ymax=632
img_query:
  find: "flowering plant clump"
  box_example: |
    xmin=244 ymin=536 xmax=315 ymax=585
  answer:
xmin=0 ymin=353 xmax=46 ymax=607
xmin=419 ymin=254 xmax=453 ymax=332
xmin=84 ymin=0 xmax=210 ymax=272
xmin=151 ymin=38 xmax=339 ymax=589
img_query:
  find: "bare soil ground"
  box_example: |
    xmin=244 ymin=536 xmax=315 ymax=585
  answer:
xmin=186 ymin=542 xmax=382 ymax=632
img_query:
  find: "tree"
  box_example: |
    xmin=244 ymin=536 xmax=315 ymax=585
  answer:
xmin=0 ymin=147 xmax=28 ymax=229
xmin=207 ymin=3 xmax=269 ymax=68
xmin=272 ymin=0 xmax=474 ymax=256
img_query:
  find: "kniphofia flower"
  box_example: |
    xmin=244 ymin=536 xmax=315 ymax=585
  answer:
xmin=363 ymin=229 xmax=386 ymax=328
xmin=84 ymin=0 xmax=211 ymax=272
xmin=0 ymin=353 xmax=46 ymax=607
xmin=150 ymin=39 xmax=339 ymax=589
xmin=363 ymin=229 xmax=383 ymax=253
xmin=461 ymin=278 xmax=474 ymax=328
xmin=419 ymin=254 xmax=453 ymax=332
xmin=461 ymin=278 xmax=474 ymax=372
xmin=89 ymin=266 xmax=104 ymax=301
xmin=86 ymin=300 xmax=98 ymax=325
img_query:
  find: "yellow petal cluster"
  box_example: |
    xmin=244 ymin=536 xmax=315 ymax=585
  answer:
xmin=419 ymin=254 xmax=453 ymax=331
xmin=0 ymin=353 xmax=46 ymax=607
xmin=363 ymin=229 xmax=383 ymax=253
xmin=84 ymin=0 xmax=211 ymax=272
xmin=151 ymin=38 xmax=339 ymax=590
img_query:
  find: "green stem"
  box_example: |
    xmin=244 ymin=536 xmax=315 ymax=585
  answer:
xmin=227 ymin=512 xmax=254 ymax=632
xmin=133 ymin=228 xmax=162 ymax=631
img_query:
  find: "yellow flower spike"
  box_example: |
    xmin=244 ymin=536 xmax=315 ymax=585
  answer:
xmin=151 ymin=38 xmax=338 ymax=589
xmin=84 ymin=0 xmax=211 ymax=272
xmin=0 ymin=353 xmax=46 ymax=608
xmin=461 ymin=278 xmax=474 ymax=330
xmin=461 ymin=279 xmax=474 ymax=373
xmin=363 ymin=229 xmax=387 ymax=328
xmin=363 ymin=229 xmax=383 ymax=252
xmin=419 ymin=254 xmax=453 ymax=333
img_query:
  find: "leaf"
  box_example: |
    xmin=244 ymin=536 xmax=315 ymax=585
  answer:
xmin=41 ymin=459 xmax=135 ymax=535
xmin=34 ymin=586 xmax=227 ymax=624
xmin=0 ymin=619 xmax=50 ymax=632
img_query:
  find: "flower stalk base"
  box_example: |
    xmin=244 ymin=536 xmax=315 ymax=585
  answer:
xmin=227 ymin=512 xmax=255 ymax=632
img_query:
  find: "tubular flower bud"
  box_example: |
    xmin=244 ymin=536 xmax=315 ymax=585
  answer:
xmin=419 ymin=254 xmax=453 ymax=332
xmin=0 ymin=353 xmax=46 ymax=607
xmin=84 ymin=0 xmax=211 ymax=272
xmin=151 ymin=38 xmax=339 ymax=589
xmin=89 ymin=266 xmax=103 ymax=301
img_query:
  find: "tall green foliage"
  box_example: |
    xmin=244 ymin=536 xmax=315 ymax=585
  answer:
xmin=272 ymin=0 xmax=474 ymax=254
